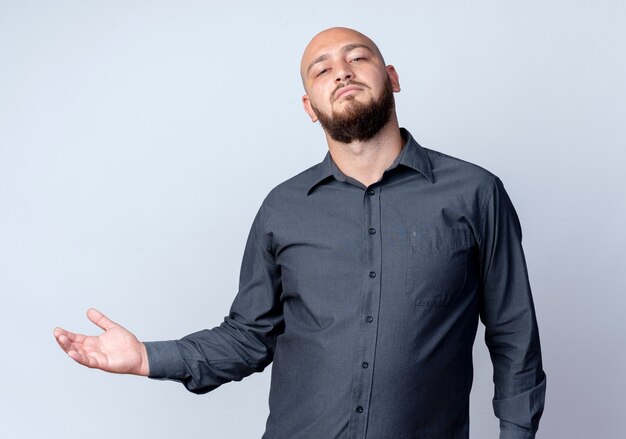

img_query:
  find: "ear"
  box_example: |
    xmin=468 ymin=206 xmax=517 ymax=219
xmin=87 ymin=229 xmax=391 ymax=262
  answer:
xmin=386 ymin=65 xmax=401 ymax=92
xmin=302 ymin=94 xmax=318 ymax=122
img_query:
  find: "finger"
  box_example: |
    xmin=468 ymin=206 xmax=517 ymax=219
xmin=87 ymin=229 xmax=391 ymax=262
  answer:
xmin=67 ymin=349 xmax=93 ymax=368
xmin=87 ymin=308 xmax=117 ymax=331
xmin=57 ymin=333 xmax=82 ymax=354
xmin=54 ymin=327 xmax=74 ymax=341
xmin=54 ymin=327 xmax=81 ymax=343
xmin=54 ymin=329 xmax=87 ymax=350
xmin=53 ymin=328 xmax=66 ymax=348
xmin=56 ymin=333 xmax=72 ymax=352
xmin=69 ymin=349 xmax=107 ymax=370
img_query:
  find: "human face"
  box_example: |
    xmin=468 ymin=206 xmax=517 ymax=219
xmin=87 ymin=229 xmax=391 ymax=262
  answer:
xmin=300 ymin=28 xmax=400 ymax=125
xmin=311 ymin=74 xmax=395 ymax=143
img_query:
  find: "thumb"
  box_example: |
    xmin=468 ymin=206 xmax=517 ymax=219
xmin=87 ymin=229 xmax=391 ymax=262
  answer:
xmin=87 ymin=308 xmax=118 ymax=331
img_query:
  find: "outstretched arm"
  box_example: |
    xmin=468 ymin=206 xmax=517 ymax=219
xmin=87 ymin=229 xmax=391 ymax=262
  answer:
xmin=54 ymin=199 xmax=282 ymax=393
xmin=144 ymin=199 xmax=284 ymax=394
xmin=54 ymin=308 xmax=150 ymax=376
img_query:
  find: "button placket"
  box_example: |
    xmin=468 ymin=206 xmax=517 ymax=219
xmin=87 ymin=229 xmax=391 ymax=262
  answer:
xmin=347 ymin=185 xmax=384 ymax=439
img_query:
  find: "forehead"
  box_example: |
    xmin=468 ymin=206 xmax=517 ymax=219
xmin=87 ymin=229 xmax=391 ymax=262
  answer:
xmin=300 ymin=29 xmax=379 ymax=75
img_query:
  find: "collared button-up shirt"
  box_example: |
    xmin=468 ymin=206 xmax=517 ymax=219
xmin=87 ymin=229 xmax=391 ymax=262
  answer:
xmin=145 ymin=128 xmax=546 ymax=439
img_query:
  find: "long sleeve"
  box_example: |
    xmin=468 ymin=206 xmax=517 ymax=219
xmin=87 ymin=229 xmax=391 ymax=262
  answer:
xmin=478 ymin=177 xmax=546 ymax=439
xmin=144 ymin=200 xmax=284 ymax=394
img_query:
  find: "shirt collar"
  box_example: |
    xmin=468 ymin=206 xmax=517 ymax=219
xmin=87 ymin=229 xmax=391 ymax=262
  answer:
xmin=306 ymin=128 xmax=434 ymax=195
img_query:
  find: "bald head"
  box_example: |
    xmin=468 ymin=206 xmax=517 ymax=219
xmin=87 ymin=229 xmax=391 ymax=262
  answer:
xmin=300 ymin=27 xmax=386 ymax=87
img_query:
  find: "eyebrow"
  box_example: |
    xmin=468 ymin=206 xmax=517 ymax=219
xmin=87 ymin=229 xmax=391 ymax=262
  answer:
xmin=306 ymin=43 xmax=374 ymax=75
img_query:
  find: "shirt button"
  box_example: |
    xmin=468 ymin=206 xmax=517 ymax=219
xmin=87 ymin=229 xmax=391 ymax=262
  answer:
xmin=368 ymin=228 xmax=376 ymax=235
xmin=365 ymin=316 xmax=373 ymax=323
xmin=369 ymin=271 xmax=376 ymax=278
xmin=368 ymin=188 xmax=375 ymax=196
xmin=362 ymin=362 xmax=369 ymax=368
xmin=356 ymin=406 xmax=364 ymax=413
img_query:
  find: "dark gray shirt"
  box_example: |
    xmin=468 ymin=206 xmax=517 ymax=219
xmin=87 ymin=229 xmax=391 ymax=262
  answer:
xmin=145 ymin=128 xmax=546 ymax=439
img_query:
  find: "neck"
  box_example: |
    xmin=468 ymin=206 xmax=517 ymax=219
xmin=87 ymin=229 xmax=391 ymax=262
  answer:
xmin=325 ymin=117 xmax=404 ymax=187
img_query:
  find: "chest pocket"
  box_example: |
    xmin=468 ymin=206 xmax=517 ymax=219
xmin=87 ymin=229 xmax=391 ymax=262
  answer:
xmin=405 ymin=227 xmax=471 ymax=307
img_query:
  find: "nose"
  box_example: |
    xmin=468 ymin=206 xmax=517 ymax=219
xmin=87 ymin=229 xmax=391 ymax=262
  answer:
xmin=335 ymin=62 xmax=353 ymax=83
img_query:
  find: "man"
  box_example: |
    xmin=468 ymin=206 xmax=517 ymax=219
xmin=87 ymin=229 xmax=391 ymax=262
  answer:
xmin=54 ymin=27 xmax=546 ymax=438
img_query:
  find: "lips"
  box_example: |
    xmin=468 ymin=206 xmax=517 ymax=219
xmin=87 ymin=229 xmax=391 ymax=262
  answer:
xmin=335 ymin=85 xmax=363 ymax=100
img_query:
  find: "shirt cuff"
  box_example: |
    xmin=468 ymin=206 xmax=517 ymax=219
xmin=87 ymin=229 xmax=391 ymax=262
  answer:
xmin=144 ymin=340 xmax=188 ymax=380
xmin=493 ymin=373 xmax=546 ymax=432
xmin=499 ymin=421 xmax=536 ymax=439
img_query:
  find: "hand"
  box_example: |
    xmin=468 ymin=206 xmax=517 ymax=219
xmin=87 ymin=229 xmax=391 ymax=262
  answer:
xmin=54 ymin=308 xmax=150 ymax=376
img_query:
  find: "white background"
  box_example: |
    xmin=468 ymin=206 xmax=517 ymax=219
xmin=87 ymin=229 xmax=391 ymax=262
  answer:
xmin=1 ymin=1 xmax=625 ymax=438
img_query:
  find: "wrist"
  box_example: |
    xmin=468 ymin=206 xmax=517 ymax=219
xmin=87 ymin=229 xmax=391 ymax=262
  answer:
xmin=137 ymin=342 xmax=150 ymax=376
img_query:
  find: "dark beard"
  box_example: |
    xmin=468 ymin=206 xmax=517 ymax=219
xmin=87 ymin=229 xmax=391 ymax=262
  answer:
xmin=312 ymin=78 xmax=395 ymax=144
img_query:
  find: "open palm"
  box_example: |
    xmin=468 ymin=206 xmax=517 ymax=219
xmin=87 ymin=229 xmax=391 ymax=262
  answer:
xmin=54 ymin=308 xmax=149 ymax=376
